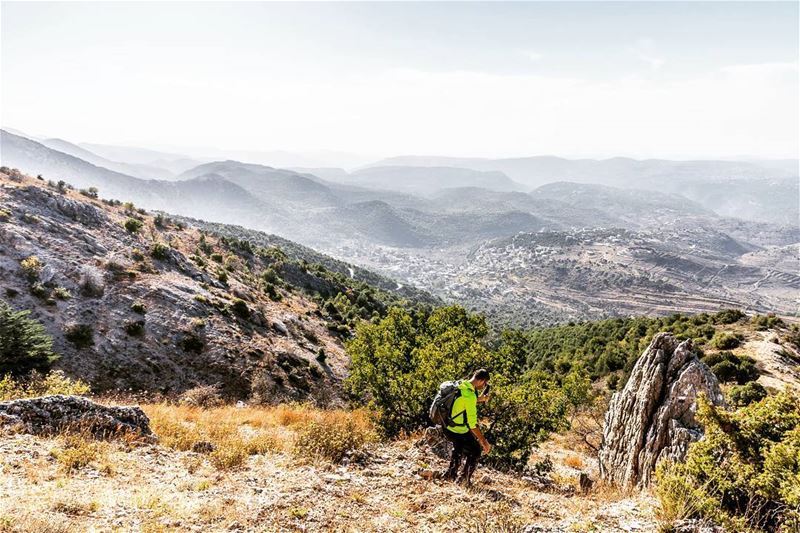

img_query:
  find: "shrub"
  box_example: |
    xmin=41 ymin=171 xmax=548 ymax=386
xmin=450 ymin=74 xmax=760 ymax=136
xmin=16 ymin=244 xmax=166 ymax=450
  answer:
xmin=230 ymin=298 xmax=250 ymax=320
xmin=0 ymin=208 xmax=11 ymax=222
xmin=64 ymin=324 xmax=94 ymax=348
xmin=179 ymin=384 xmax=223 ymax=408
xmin=29 ymin=282 xmax=49 ymax=300
xmin=211 ymin=253 xmax=223 ymax=263
xmin=179 ymin=332 xmax=204 ymax=353
xmin=264 ymin=282 xmax=282 ymax=301
xmin=123 ymin=320 xmax=145 ymax=337
xmin=728 ymin=381 xmax=767 ymax=407
xmin=20 ymin=256 xmax=43 ymax=282
xmin=713 ymin=309 xmax=745 ymax=325
xmin=130 ymin=301 xmax=146 ymax=314
xmin=53 ymin=287 xmax=72 ymax=300
xmin=150 ymin=242 xmax=169 ymax=260
xmin=702 ymin=351 xmax=759 ymax=384
xmin=316 ymin=348 xmax=326 ymax=363
xmin=752 ymin=314 xmax=785 ymax=331
xmin=79 ymin=187 xmax=98 ymax=199
xmin=711 ymin=332 xmax=742 ymax=350
xmin=655 ymin=391 xmax=800 ymax=532
xmin=123 ymin=218 xmax=143 ymax=233
xmin=0 ymin=300 xmax=58 ymax=375
xmin=294 ymin=410 xmax=377 ymax=463
xmin=0 ymin=370 xmax=90 ymax=400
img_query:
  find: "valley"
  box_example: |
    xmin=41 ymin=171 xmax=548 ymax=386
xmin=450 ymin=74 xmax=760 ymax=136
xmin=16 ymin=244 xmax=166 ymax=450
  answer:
xmin=1 ymin=129 xmax=798 ymax=328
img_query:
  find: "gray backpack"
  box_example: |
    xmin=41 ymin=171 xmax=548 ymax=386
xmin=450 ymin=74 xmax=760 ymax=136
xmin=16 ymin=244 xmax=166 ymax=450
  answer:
xmin=429 ymin=380 xmax=465 ymax=427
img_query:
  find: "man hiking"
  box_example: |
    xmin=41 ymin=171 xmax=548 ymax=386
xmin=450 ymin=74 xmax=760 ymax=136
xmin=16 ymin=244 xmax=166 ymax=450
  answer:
xmin=441 ymin=368 xmax=491 ymax=485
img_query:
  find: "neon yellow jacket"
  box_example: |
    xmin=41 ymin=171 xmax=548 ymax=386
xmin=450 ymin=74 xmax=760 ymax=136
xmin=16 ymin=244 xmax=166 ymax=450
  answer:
xmin=447 ymin=380 xmax=477 ymax=434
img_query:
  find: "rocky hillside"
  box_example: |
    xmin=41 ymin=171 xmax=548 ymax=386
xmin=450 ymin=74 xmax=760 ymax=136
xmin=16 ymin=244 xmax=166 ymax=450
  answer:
xmin=0 ymin=169 xmax=426 ymax=401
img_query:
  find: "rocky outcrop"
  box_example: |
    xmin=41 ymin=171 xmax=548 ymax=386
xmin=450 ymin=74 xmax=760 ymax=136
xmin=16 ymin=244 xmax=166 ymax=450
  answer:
xmin=599 ymin=333 xmax=724 ymax=488
xmin=0 ymin=395 xmax=154 ymax=441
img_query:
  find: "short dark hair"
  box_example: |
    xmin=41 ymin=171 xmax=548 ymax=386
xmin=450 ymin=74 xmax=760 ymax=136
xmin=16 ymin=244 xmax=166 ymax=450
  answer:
xmin=472 ymin=368 xmax=490 ymax=381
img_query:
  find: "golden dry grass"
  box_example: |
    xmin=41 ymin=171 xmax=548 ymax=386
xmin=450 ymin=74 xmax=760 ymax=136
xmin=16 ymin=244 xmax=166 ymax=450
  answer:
xmin=48 ymin=435 xmax=111 ymax=474
xmin=564 ymin=454 xmax=585 ymax=469
xmin=142 ymin=402 xmax=377 ymax=470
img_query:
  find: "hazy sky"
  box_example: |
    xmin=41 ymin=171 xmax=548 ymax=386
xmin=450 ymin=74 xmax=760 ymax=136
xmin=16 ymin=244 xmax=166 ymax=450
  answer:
xmin=2 ymin=2 xmax=798 ymax=160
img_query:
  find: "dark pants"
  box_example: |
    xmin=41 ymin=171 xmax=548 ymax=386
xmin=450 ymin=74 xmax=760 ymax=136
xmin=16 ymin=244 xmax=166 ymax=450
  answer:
xmin=443 ymin=428 xmax=481 ymax=483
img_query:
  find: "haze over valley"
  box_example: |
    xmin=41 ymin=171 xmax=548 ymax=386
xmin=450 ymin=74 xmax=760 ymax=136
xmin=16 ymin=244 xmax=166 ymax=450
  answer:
xmin=2 ymin=128 xmax=797 ymax=326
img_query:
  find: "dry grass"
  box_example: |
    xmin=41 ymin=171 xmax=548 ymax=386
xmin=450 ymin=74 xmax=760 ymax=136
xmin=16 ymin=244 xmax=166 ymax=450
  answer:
xmin=142 ymin=402 xmax=376 ymax=469
xmin=293 ymin=408 xmax=377 ymax=463
xmin=0 ymin=512 xmax=75 ymax=533
xmin=48 ymin=435 xmax=110 ymax=474
xmin=564 ymin=454 xmax=585 ymax=469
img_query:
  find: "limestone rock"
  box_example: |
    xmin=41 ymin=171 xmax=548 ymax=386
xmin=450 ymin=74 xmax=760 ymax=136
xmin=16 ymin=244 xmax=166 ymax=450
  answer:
xmin=0 ymin=395 xmax=154 ymax=441
xmin=599 ymin=333 xmax=724 ymax=488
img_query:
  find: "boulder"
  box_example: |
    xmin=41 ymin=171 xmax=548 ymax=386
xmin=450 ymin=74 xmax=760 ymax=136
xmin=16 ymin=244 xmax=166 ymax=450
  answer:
xmin=599 ymin=333 xmax=724 ymax=488
xmin=0 ymin=395 xmax=154 ymax=441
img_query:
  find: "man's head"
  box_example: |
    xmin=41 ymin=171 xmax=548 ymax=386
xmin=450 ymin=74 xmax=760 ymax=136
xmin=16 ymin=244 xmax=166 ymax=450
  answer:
xmin=470 ymin=368 xmax=490 ymax=391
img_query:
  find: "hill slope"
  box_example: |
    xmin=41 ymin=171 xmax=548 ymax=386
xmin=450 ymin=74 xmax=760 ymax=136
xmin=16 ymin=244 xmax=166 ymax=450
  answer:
xmin=0 ymin=169 xmax=427 ymax=400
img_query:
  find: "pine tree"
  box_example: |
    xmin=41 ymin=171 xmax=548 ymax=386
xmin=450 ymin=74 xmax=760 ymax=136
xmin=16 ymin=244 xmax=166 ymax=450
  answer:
xmin=0 ymin=300 xmax=58 ymax=375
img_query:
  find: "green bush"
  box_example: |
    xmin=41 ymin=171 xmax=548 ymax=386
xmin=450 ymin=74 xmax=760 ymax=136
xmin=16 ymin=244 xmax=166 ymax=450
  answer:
xmin=124 ymin=218 xmax=143 ymax=233
xmin=124 ymin=320 xmax=145 ymax=337
xmin=179 ymin=332 xmax=204 ymax=353
xmin=64 ymin=324 xmax=94 ymax=348
xmin=231 ymin=298 xmax=250 ymax=320
xmin=711 ymin=332 xmax=742 ymax=350
xmin=656 ymin=391 xmax=800 ymax=532
xmin=150 ymin=242 xmax=169 ymax=260
xmin=751 ymin=314 xmax=785 ymax=331
xmin=713 ymin=309 xmax=745 ymax=325
xmin=701 ymin=351 xmax=759 ymax=384
xmin=263 ymin=282 xmax=282 ymax=301
xmin=130 ymin=301 xmax=146 ymax=314
xmin=0 ymin=300 xmax=58 ymax=375
xmin=728 ymin=381 xmax=767 ymax=407
xmin=346 ymin=305 xmax=573 ymax=470
xmin=52 ymin=287 xmax=71 ymax=300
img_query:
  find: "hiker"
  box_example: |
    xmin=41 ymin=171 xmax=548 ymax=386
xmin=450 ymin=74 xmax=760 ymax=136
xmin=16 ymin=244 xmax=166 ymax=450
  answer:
xmin=440 ymin=368 xmax=491 ymax=485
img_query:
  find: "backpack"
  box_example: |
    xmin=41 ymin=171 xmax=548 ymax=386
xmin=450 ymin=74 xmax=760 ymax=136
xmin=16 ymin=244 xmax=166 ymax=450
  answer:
xmin=429 ymin=380 xmax=465 ymax=427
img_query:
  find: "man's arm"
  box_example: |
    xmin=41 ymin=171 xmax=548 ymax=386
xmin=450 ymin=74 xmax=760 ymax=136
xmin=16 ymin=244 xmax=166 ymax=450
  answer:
xmin=471 ymin=426 xmax=491 ymax=454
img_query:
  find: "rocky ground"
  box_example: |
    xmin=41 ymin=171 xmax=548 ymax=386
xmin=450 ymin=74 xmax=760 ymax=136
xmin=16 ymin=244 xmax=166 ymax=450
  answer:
xmin=0 ymin=425 xmax=658 ymax=533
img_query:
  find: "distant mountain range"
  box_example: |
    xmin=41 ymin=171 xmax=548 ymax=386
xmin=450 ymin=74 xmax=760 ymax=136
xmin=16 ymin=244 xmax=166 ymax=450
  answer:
xmin=2 ymin=128 xmax=797 ymax=326
xmin=366 ymin=155 xmax=799 ymax=225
